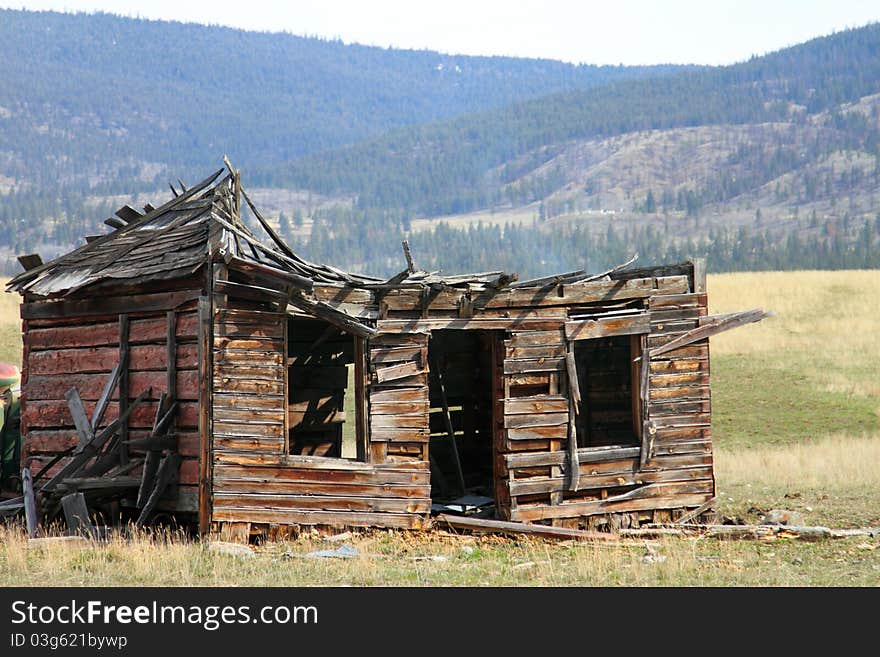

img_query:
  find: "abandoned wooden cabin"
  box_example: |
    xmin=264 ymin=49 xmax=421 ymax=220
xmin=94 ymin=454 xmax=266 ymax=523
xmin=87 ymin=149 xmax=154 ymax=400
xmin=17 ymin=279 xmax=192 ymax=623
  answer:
xmin=5 ymin=165 xmax=767 ymax=534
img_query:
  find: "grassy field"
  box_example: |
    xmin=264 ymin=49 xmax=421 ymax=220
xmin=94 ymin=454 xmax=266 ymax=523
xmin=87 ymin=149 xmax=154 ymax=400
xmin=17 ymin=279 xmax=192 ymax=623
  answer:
xmin=1 ymin=270 xmax=879 ymax=586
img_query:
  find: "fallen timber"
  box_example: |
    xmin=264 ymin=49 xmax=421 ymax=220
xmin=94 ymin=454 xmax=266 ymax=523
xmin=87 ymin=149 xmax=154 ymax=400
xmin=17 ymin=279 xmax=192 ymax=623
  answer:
xmin=437 ymin=515 xmax=877 ymax=543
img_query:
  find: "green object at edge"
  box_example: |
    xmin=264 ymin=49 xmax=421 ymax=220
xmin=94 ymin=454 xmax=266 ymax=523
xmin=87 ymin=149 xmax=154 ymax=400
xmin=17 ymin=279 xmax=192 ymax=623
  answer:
xmin=0 ymin=390 xmax=22 ymax=490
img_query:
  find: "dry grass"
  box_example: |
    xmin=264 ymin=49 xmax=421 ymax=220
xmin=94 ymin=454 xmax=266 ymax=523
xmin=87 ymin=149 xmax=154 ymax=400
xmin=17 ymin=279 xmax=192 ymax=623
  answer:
xmin=1 ymin=520 xmax=878 ymax=587
xmin=708 ymin=270 xmax=880 ymax=399
xmin=0 ymin=279 xmax=21 ymax=365
xmin=716 ymin=433 xmax=880 ymax=528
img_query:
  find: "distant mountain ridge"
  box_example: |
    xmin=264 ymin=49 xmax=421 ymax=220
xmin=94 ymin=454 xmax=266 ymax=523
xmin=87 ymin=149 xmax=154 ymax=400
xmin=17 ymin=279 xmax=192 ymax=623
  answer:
xmin=273 ymin=22 xmax=880 ymax=216
xmin=0 ymin=8 xmax=685 ymax=191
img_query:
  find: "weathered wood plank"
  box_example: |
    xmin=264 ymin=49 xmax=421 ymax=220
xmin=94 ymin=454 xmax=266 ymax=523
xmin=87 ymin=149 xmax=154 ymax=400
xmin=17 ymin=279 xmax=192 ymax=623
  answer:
xmin=369 ymin=413 xmax=427 ymax=429
xmin=503 ymin=396 xmax=568 ymax=415
xmin=505 ymin=445 xmax=640 ymax=469
xmin=25 ymin=371 xmax=200 ymax=401
xmin=29 ymin=344 xmax=198 ymax=376
xmin=213 ymin=463 xmax=429 ymax=485
xmin=26 ymin=313 xmax=199 ymax=350
xmin=376 ymin=316 xmax=565 ymax=334
xmin=437 ymin=514 xmax=615 ymax=541
xmin=368 ymin=387 xmax=427 ymax=403
xmin=210 ymin=507 xmax=426 ymax=529
xmin=506 ymin=423 xmax=568 ymax=441
xmin=214 ymin=478 xmax=428 ymax=498
xmin=503 ymin=357 xmax=566 ymax=374
xmin=374 ymin=360 xmax=424 ymax=383
xmin=21 ymin=289 xmax=203 ymax=320
xmin=511 ymin=481 xmax=715 ymax=521
xmin=212 ymin=493 xmax=429 ymax=514
xmin=510 ymin=465 xmax=713 ymax=496
xmin=369 ymin=427 xmax=430 ymax=443
xmin=565 ymin=314 xmax=650 ymax=341
xmin=650 ymin=308 xmax=768 ymax=357
xmin=503 ymin=412 xmax=569 ymax=429
xmin=24 ymin=400 xmax=199 ymax=429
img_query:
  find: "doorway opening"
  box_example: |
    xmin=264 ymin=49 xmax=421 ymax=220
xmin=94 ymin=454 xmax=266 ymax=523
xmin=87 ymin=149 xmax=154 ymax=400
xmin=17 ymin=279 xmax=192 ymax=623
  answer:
xmin=427 ymin=330 xmax=498 ymax=512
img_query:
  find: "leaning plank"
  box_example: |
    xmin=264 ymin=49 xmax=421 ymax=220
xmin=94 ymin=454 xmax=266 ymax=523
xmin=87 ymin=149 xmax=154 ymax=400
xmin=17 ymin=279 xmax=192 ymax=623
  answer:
xmin=91 ymin=362 xmax=123 ymax=431
xmin=41 ymin=389 xmax=151 ymax=492
xmin=375 ymin=360 xmax=423 ymax=383
xmin=64 ymin=388 xmax=95 ymax=448
xmin=674 ymin=496 xmax=717 ymax=525
xmin=135 ymin=453 xmax=181 ymax=527
xmin=437 ymin=514 xmax=615 ymax=542
xmin=649 ymin=308 xmax=769 ymax=357
xmin=287 ymin=295 xmax=376 ymax=338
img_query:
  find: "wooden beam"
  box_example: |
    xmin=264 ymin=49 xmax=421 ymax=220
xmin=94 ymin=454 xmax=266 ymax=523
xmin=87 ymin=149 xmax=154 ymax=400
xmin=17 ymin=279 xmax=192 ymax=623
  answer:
xmin=564 ymin=350 xmax=581 ymax=491
xmin=376 ymin=316 xmax=565 ymax=334
xmin=135 ymin=453 xmax=181 ymax=527
xmin=22 ymin=467 xmax=39 ymax=538
xmin=91 ymin=361 xmax=123 ymax=432
xmin=115 ymin=205 xmax=142 ymax=223
xmin=674 ymin=495 xmax=717 ymax=525
xmin=650 ymin=308 xmax=769 ymax=357
xmin=197 ymin=296 xmax=212 ymax=535
xmin=402 ymin=240 xmax=416 ymax=273
xmin=240 ymin=186 xmax=301 ymax=264
xmin=64 ymin=388 xmax=95 ymax=448
xmin=225 ymin=255 xmax=313 ymax=292
xmin=287 ymin=295 xmax=376 ymax=339
xmin=689 ymin=258 xmax=706 ymax=294
xmin=565 ymin=314 xmax=650 ymax=341
xmin=437 ymin=514 xmax=616 ymax=542
xmin=573 ymin=253 xmax=639 ymax=285
xmin=119 ymin=314 xmax=130 ymax=465
xmin=40 ymin=389 xmax=152 ymax=492
xmin=21 ymin=289 xmax=202 ymax=320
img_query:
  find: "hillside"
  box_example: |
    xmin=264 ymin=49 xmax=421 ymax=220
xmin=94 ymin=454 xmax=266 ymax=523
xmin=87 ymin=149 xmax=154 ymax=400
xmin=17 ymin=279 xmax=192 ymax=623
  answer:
xmin=0 ymin=9 xmax=682 ymax=192
xmin=2 ymin=11 xmax=880 ymax=278
xmin=276 ymin=22 xmax=880 ymax=217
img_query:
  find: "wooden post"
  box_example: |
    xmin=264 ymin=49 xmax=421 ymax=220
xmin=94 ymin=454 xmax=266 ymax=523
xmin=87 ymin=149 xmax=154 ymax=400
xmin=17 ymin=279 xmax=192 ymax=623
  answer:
xmin=197 ymin=296 xmax=212 ymax=535
xmin=564 ymin=349 xmax=581 ymax=491
xmin=22 ymin=466 xmax=38 ymax=538
xmin=354 ymin=337 xmax=368 ymax=462
xmin=118 ymin=314 xmax=130 ymax=464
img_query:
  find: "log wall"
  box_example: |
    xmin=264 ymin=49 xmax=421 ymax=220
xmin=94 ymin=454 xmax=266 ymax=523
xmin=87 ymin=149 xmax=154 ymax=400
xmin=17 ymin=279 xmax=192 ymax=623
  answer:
xmin=20 ymin=294 xmax=203 ymax=513
xmin=209 ymin=287 xmax=430 ymax=530
xmin=500 ymin=286 xmax=715 ymax=524
xmin=207 ymin=264 xmax=714 ymax=530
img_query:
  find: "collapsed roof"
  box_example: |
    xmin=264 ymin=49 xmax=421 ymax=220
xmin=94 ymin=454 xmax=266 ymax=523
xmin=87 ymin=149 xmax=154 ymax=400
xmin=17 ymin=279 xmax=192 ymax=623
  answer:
xmin=7 ymin=162 xmax=641 ymax=307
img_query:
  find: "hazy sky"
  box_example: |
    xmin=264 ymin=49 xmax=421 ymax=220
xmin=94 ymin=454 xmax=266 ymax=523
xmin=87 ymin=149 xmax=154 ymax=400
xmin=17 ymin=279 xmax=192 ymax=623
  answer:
xmin=3 ymin=0 xmax=879 ymax=65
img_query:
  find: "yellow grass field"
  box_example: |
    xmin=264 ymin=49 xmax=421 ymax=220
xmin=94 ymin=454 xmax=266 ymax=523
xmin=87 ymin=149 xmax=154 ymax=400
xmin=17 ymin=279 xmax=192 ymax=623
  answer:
xmin=1 ymin=270 xmax=878 ymax=586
